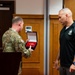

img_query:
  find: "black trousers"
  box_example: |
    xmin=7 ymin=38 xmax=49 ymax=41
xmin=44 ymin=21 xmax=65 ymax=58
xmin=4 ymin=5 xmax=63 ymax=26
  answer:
xmin=59 ymin=66 xmax=75 ymax=75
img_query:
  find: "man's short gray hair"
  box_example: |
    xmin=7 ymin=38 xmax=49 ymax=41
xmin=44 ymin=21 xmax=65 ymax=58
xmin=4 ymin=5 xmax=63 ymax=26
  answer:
xmin=59 ymin=8 xmax=72 ymax=16
xmin=12 ymin=16 xmax=23 ymax=24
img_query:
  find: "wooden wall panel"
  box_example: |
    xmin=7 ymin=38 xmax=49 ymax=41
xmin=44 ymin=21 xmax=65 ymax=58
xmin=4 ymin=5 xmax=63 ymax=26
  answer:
xmin=22 ymin=68 xmax=40 ymax=75
xmin=49 ymin=15 xmax=62 ymax=75
xmin=64 ymin=0 xmax=75 ymax=19
xmin=21 ymin=19 xmax=41 ymax=63
xmin=13 ymin=14 xmax=44 ymax=75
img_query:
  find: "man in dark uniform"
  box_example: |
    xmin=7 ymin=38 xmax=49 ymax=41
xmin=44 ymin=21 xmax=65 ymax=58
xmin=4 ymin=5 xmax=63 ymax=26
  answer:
xmin=53 ymin=8 xmax=75 ymax=75
xmin=2 ymin=16 xmax=33 ymax=75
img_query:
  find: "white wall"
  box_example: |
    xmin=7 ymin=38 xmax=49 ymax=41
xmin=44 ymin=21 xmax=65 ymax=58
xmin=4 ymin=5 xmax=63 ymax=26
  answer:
xmin=16 ymin=0 xmax=44 ymax=14
xmin=16 ymin=0 xmax=63 ymax=15
xmin=49 ymin=0 xmax=63 ymax=15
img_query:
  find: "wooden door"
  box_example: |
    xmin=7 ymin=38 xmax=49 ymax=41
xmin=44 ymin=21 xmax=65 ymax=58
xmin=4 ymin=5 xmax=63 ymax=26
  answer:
xmin=13 ymin=15 xmax=44 ymax=75
xmin=49 ymin=16 xmax=62 ymax=75
xmin=64 ymin=0 xmax=75 ymax=19
xmin=0 ymin=1 xmax=14 ymax=51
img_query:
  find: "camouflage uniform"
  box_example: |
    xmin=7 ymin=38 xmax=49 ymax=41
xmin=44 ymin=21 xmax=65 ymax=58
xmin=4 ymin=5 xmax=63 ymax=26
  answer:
xmin=2 ymin=28 xmax=31 ymax=75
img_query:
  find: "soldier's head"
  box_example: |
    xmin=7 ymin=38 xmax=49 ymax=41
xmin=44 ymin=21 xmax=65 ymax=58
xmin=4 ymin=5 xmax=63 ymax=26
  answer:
xmin=12 ymin=16 xmax=24 ymax=32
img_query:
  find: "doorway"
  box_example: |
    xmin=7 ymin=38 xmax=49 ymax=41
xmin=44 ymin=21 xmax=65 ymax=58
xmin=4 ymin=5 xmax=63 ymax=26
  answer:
xmin=0 ymin=1 xmax=15 ymax=51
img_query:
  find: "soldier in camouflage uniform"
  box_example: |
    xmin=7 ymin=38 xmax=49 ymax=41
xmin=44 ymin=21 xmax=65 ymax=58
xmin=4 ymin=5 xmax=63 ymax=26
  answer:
xmin=2 ymin=16 xmax=33 ymax=75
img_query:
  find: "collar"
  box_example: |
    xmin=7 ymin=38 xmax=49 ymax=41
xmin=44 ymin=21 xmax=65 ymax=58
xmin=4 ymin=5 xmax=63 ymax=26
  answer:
xmin=10 ymin=28 xmax=16 ymax=32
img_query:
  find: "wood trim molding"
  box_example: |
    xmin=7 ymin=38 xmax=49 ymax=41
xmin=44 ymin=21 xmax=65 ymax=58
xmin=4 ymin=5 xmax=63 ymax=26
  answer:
xmin=13 ymin=14 xmax=44 ymax=19
xmin=13 ymin=14 xmax=58 ymax=19
xmin=49 ymin=15 xmax=58 ymax=19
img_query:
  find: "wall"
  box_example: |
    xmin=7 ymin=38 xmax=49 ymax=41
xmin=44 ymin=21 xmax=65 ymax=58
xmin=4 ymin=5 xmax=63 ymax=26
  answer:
xmin=49 ymin=0 xmax=63 ymax=15
xmin=16 ymin=0 xmax=63 ymax=15
xmin=0 ymin=0 xmax=63 ymax=14
xmin=15 ymin=0 xmax=44 ymax=14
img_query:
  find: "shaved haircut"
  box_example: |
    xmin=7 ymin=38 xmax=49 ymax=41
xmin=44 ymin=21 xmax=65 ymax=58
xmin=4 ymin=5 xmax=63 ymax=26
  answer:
xmin=12 ymin=16 xmax=23 ymax=24
xmin=59 ymin=8 xmax=72 ymax=16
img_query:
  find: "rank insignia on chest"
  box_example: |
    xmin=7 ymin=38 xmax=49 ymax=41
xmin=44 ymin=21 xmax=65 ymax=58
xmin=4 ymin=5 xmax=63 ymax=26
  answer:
xmin=68 ymin=30 xmax=72 ymax=35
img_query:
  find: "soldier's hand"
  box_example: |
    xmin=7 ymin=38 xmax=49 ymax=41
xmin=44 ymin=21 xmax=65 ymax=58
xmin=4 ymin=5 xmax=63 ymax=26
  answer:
xmin=26 ymin=39 xmax=30 ymax=43
xmin=29 ymin=46 xmax=34 ymax=51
